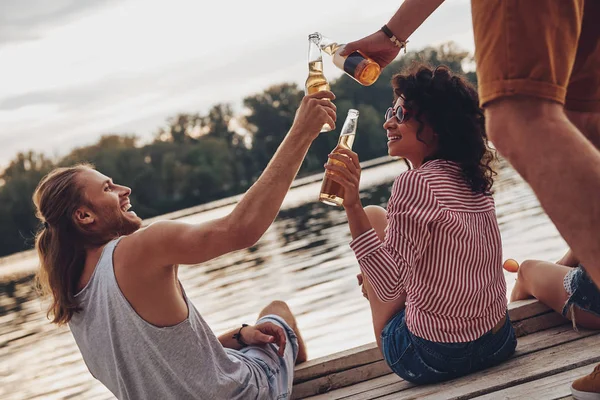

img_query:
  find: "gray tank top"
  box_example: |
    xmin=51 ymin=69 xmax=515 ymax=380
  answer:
xmin=69 ymin=238 xmax=271 ymax=400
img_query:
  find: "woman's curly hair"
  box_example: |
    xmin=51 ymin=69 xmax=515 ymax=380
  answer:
xmin=392 ymin=63 xmax=496 ymax=194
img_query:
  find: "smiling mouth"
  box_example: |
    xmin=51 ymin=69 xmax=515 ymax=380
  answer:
xmin=387 ymin=135 xmax=402 ymax=142
xmin=121 ymin=203 xmax=132 ymax=212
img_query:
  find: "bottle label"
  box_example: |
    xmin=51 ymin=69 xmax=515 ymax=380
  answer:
xmin=342 ymin=51 xmax=367 ymax=77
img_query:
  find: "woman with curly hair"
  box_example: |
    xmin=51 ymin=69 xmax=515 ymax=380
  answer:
xmin=326 ymin=63 xmax=516 ymax=384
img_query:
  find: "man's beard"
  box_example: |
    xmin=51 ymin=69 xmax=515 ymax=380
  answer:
xmin=98 ymin=207 xmax=142 ymax=238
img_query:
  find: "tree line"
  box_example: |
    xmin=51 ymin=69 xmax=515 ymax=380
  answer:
xmin=0 ymin=43 xmax=475 ymax=257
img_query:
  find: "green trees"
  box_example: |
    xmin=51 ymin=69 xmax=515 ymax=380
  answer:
xmin=0 ymin=43 xmax=476 ymax=257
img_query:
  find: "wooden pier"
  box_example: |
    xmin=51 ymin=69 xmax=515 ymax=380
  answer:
xmin=292 ymin=299 xmax=599 ymax=399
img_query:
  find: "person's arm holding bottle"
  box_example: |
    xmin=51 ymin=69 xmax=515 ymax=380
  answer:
xmin=325 ymin=148 xmax=408 ymax=304
xmin=341 ymin=0 xmax=446 ymax=68
xmin=324 ymin=148 xmax=372 ymax=239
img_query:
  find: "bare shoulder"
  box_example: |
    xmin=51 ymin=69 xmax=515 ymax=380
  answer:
xmin=114 ymin=220 xmax=186 ymax=269
xmin=113 ymin=216 xmax=242 ymax=270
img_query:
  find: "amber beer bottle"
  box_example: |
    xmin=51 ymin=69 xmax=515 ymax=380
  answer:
xmin=316 ymin=33 xmax=381 ymax=86
xmin=305 ymin=33 xmax=332 ymax=133
xmin=319 ymin=109 xmax=359 ymax=206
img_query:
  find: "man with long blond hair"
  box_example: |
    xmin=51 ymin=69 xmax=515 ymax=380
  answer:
xmin=33 ymin=91 xmax=336 ymax=400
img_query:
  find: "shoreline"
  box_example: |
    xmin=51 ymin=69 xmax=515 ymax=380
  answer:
xmin=0 ymin=155 xmax=397 ymax=282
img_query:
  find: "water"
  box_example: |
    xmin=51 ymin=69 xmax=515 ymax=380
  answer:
xmin=0 ymin=158 xmax=568 ymax=400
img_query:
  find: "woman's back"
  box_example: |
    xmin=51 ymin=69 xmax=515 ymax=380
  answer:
xmin=396 ymin=159 xmax=506 ymax=343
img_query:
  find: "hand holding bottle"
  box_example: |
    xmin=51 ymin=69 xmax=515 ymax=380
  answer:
xmin=323 ymin=148 xmax=362 ymax=209
xmin=340 ymin=30 xmax=400 ymax=69
xmin=292 ymin=91 xmax=337 ymax=139
xmin=319 ymin=109 xmax=359 ymax=206
xmin=340 ymin=0 xmax=445 ymax=69
xmin=317 ymin=33 xmax=381 ymax=86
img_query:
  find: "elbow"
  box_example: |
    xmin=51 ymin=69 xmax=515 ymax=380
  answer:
xmin=234 ymin=232 xmax=261 ymax=250
xmin=228 ymin=218 xmax=262 ymax=250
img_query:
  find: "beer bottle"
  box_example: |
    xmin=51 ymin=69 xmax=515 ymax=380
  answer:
xmin=305 ymin=33 xmax=332 ymax=133
xmin=319 ymin=109 xmax=359 ymax=207
xmin=316 ymin=33 xmax=381 ymax=86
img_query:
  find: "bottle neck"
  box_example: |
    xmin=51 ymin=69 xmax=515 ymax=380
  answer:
xmin=318 ymin=35 xmax=342 ymax=56
xmin=308 ymin=37 xmax=323 ymax=63
xmin=338 ymin=112 xmax=358 ymax=150
xmin=336 ymin=130 xmax=356 ymax=149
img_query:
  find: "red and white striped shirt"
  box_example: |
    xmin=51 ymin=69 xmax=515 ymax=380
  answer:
xmin=350 ymin=159 xmax=507 ymax=343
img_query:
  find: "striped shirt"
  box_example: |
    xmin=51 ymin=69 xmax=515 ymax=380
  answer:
xmin=350 ymin=159 xmax=507 ymax=343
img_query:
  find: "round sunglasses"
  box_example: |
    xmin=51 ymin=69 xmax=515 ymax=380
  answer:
xmin=385 ymin=106 xmax=411 ymax=124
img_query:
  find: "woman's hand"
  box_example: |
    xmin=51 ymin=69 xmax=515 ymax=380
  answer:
xmin=240 ymin=322 xmax=287 ymax=357
xmin=357 ymin=273 xmax=369 ymax=300
xmin=324 ymin=148 xmax=362 ymax=209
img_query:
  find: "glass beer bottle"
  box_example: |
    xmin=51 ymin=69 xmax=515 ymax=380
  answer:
xmin=316 ymin=33 xmax=381 ymax=86
xmin=305 ymin=33 xmax=332 ymax=133
xmin=319 ymin=109 xmax=359 ymax=207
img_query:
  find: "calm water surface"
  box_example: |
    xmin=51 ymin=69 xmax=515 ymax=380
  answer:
xmin=0 ymin=158 xmax=568 ymax=400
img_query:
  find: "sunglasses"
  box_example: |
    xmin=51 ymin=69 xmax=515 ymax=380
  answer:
xmin=385 ymin=106 xmax=411 ymax=124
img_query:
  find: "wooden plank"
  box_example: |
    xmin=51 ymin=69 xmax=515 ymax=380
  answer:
xmin=308 ymin=374 xmax=404 ymax=400
xmin=295 ymin=316 xmax=573 ymax=398
xmin=294 ymin=304 xmax=571 ymax=398
xmin=514 ymin=325 xmax=597 ymax=355
xmin=513 ymin=312 xmax=568 ymax=337
xmin=508 ymin=299 xmax=551 ymax=322
xmin=374 ymin=333 xmax=600 ymax=400
xmin=292 ymin=360 xmax=392 ymax=400
xmin=325 ymin=326 xmax=598 ymax=400
xmin=294 ymin=300 xmax=553 ymax=386
xmin=473 ymin=364 xmax=596 ymax=400
xmin=294 ymin=342 xmax=380 ymax=383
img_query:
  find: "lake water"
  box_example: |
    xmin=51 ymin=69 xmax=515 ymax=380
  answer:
xmin=0 ymin=158 xmax=568 ymax=400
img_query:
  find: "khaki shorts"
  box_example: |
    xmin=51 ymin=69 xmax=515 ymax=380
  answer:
xmin=472 ymin=0 xmax=600 ymax=112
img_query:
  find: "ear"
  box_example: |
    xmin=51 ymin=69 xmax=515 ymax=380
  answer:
xmin=74 ymin=206 xmax=95 ymax=227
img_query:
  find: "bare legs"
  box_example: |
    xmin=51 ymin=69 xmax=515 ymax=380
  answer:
xmin=258 ymin=300 xmax=308 ymax=364
xmin=510 ymin=259 xmax=600 ymax=330
xmin=486 ymin=97 xmax=600 ymax=286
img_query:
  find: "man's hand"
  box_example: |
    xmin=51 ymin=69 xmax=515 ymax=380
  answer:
xmin=340 ymin=30 xmax=400 ymax=69
xmin=241 ymin=322 xmax=287 ymax=357
xmin=340 ymin=0 xmax=446 ymax=69
xmin=291 ymin=91 xmax=337 ymax=139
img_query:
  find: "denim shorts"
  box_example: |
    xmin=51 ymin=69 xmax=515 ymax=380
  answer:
xmin=381 ymin=309 xmax=517 ymax=385
xmin=239 ymin=315 xmax=299 ymax=400
xmin=562 ymin=265 xmax=600 ymax=320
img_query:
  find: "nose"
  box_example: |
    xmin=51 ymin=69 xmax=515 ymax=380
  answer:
xmin=118 ymin=185 xmax=132 ymax=197
xmin=383 ymin=115 xmax=396 ymax=130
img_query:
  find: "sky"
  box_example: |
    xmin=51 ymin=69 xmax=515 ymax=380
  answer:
xmin=0 ymin=0 xmax=474 ymax=169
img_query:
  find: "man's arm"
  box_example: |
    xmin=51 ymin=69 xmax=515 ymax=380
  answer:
xmin=123 ymin=91 xmax=337 ymax=267
xmin=340 ymin=0 xmax=445 ymax=68
xmin=386 ymin=0 xmax=445 ymax=43
xmin=218 ymin=321 xmax=287 ymax=357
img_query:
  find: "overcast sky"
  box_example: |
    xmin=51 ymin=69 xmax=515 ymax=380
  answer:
xmin=0 ymin=0 xmax=473 ymax=169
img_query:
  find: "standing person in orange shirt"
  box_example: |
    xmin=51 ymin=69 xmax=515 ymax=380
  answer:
xmin=340 ymin=1 xmax=600 ymax=397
